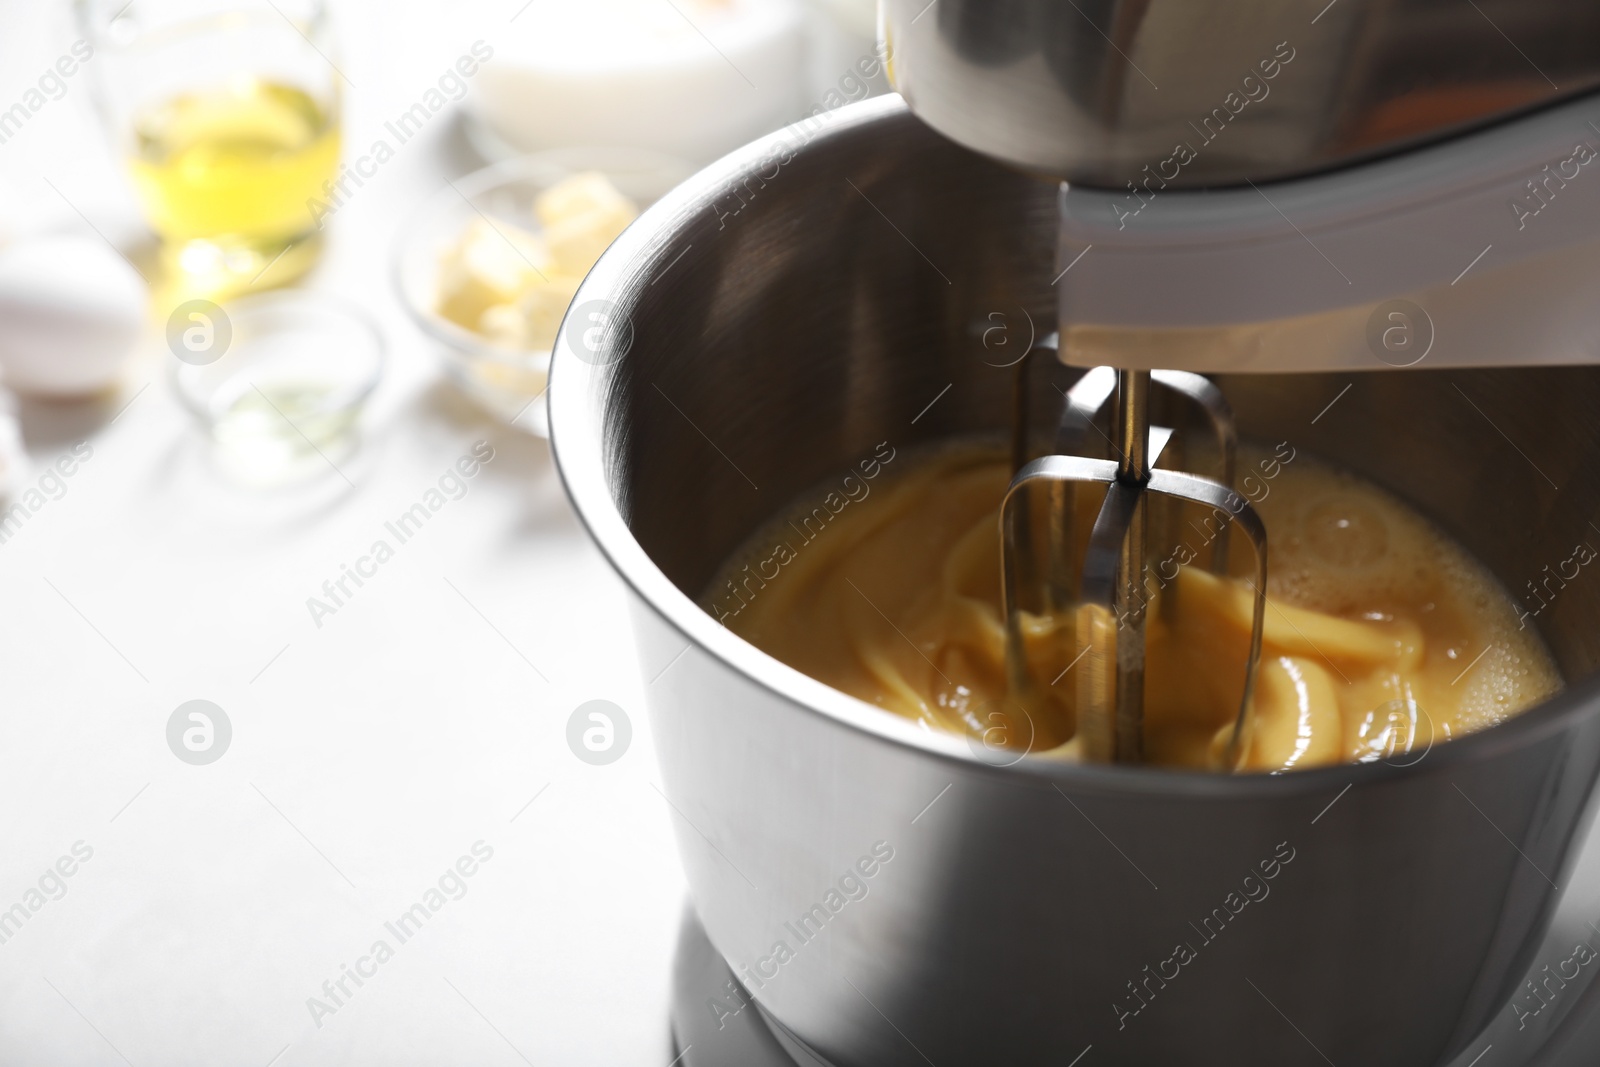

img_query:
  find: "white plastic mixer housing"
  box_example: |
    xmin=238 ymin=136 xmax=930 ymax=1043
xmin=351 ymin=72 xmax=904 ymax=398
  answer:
xmin=1057 ymin=93 xmax=1600 ymax=373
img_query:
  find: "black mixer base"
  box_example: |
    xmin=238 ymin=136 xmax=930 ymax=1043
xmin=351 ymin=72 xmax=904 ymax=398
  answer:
xmin=669 ymin=906 xmax=835 ymax=1067
xmin=668 ymin=905 xmax=1600 ymax=1067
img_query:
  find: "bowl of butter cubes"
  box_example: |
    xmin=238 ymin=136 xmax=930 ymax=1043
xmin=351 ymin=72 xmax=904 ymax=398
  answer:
xmin=395 ymin=148 xmax=692 ymax=434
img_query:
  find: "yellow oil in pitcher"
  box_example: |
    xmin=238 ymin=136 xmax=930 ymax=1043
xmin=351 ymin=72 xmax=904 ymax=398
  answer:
xmin=130 ymin=77 xmax=340 ymax=292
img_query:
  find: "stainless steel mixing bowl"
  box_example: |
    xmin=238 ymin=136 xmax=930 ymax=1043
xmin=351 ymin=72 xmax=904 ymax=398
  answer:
xmin=550 ymin=95 xmax=1600 ymax=1066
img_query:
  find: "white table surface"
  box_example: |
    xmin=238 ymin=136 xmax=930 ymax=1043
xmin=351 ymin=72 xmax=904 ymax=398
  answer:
xmin=0 ymin=3 xmax=695 ymax=1064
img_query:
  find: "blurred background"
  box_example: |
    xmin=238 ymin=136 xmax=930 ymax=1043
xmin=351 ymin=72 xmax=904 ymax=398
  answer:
xmin=0 ymin=0 xmax=875 ymax=1062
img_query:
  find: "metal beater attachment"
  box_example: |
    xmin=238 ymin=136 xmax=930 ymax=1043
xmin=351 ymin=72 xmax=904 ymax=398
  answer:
xmin=1000 ymin=346 xmax=1269 ymax=769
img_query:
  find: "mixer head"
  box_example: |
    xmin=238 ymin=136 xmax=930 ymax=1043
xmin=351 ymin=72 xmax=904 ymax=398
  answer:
xmin=885 ymin=0 xmax=1600 ymax=375
xmin=882 ymin=0 xmax=1600 ymax=764
xmin=881 ymin=0 xmax=1600 ymax=187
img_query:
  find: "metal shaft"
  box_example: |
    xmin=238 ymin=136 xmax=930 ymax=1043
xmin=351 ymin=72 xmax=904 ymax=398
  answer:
xmin=1113 ymin=369 xmax=1150 ymax=762
xmin=1115 ymin=370 xmax=1151 ymax=485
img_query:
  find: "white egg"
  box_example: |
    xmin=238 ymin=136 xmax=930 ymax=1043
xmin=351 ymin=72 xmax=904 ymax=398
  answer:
xmin=0 ymin=410 xmax=24 ymax=502
xmin=0 ymin=234 xmax=147 ymax=397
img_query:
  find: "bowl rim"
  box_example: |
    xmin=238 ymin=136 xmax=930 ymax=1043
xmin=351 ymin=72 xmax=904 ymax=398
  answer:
xmin=170 ymin=287 xmax=385 ymax=427
xmin=549 ymin=94 xmax=1600 ymax=800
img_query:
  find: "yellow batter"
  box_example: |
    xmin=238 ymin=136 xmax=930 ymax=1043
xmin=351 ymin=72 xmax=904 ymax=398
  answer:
xmin=706 ymin=444 xmax=1562 ymax=772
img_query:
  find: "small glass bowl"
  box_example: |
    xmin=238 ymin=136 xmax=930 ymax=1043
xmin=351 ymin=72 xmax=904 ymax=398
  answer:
xmin=393 ymin=147 xmax=692 ymax=436
xmin=172 ymin=290 xmax=384 ymax=484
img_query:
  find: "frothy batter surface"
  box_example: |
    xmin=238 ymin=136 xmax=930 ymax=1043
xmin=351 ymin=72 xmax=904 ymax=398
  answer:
xmin=705 ymin=444 xmax=1562 ymax=772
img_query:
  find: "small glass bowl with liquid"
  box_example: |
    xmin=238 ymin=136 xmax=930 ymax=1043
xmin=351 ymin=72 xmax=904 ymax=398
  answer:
xmin=172 ymin=291 xmax=382 ymax=484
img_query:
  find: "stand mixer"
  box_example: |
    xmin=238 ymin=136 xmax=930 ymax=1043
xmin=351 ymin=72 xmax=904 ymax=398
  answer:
xmin=549 ymin=3 xmax=1600 ymax=1064
xmin=885 ymin=0 xmax=1600 ymax=766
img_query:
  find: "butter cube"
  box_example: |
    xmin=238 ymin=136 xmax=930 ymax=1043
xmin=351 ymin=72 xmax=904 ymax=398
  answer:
xmin=477 ymin=302 xmax=528 ymax=350
xmin=436 ymin=217 xmax=551 ymax=331
xmin=535 ymin=171 xmax=635 ymax=227
xmin=518 ymin=274 xmax=584 ymax=352
xmin=535 ymin=172 xmax=639 ymax=275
